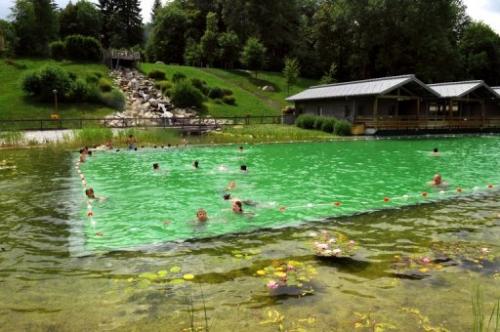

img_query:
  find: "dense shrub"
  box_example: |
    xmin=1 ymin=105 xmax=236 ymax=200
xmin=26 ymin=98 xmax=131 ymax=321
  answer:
xmin=4 ymin=59 xmax=27 ymax=70
xmin=334 ymin=120 xmax=352 ymax=136
xmin=190 ymin=78 xmax=210 ymax=95
xmin=321 ymin=118 xmax=336 ymax=133
xmin=171 ymin=81 xmax=204 ymax=109
xmin=172 ymin=72 xmax=186 ymax=82
xmin=98 ymin=78 xmax=112 ymax=92
xmin=97 ymin=89 xmax=126 ymax=111
xmin=22 ymin=65 xmax=74 ymax=101
xmin=223 ymin=95 xmax=236 ymax=105
xmin=214 ymin=98 xmax=223 ymax=104
xmin=222 ymin=88 xmax=233 ymax=96
xmin=208 ymin=87 xmax=224 ymax=99
xmin=295 ymin=114 xmax=317 ymax=129
xmin=154 ymin=80 xmax=173 ymax=94
xmin=64 ymin=35 xmax=102 ymax=62
xmin=148 ymin=70 xmax=166 ymax=80
xmin=313 ymin=116 xmax=326 ymax=130
xmin=49 ymin=41 xmax=66 ymax=60
xmin=68 ymin=79 xmax=89 ymax=102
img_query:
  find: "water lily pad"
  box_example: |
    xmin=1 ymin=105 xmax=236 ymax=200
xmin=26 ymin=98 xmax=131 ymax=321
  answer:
xmin=170 ymin=266 xmax=181 ymax=273
xmin=157 ymin=270 xmax=168 ymax=278
xmin=139 ymin=272 xmax=158 ymax=281
xmin=137 ymin=279 xmax=151 ymax=288
xmin=183 ymin=273 xmax=195 ymax=280
xmin=170 ymin=278 xmax=185 ymax=285
xmin=256 ymin=270 xmax=266 ymax=276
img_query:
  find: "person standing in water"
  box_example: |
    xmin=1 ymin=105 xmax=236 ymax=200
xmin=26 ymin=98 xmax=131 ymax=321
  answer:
xmin=127 ymin=134 xmax=137 ymax=150
xmin=193 ymin=160 xmax=199 ymax=169
xmin=432 ymin=148 xmax=440 ymax=157
xmin=196 ymin=209 xmax=208 ymax=222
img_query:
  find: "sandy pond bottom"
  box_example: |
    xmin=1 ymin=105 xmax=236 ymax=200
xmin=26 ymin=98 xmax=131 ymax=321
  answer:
xmin=0 ymin=136 xmax=499 ymax=331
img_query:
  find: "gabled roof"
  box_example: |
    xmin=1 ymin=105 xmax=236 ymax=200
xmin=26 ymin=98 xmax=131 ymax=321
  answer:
xmin=493 ymin=87 xmax=500 ymax=96
xmin=428 ymin=80 xmax=499 ymax=98
xmin=287 ymin=75 xmax=439 ymax=102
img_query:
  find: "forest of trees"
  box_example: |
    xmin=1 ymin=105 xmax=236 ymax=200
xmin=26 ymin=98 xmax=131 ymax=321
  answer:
xmin=1 ymin=0 xmax=500 ymax=85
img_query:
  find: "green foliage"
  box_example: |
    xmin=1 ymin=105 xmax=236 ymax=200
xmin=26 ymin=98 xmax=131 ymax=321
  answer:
xmin=0 ymin=20 xmax=16 ymax=57
xmin=321 ymin=118 xmax=336 ymax=133
xmin=222 ymin=88 xmax=233 ymax=96
xmin=22 ymin=65 xmax=74 ymax=101
xmin=49 ymin=41 xmax=66 ymax=61
xmin=172 ymin=72 xmax=186 ymax=82
xmin=148 ymin=70 xmax=167 ymax=80
xmin=241 ymin=37 xmax=266 ymax=77
xmin=59 ymin=0 xmax=102 ymax=39
xmin=98 ymin=78 xmax=112 ymax=92
xmin=295 ymin=114 xmax=317 ymax=130
xmin=222 ymin=95 xmax=236 ymax=105
xmin=313 ymin=116 xmax=326 ymax=130
xmin=68 ymin=78 xmax=89 ymax=102
xmin=64 ymin=35 xmax=103 ymax=62
xmin=283 ymin=57 xmax=301 ymax=95
xmin=200 ymin=12 xmax=219 ymax=66
xmin=95 ymin=88 xmax=126 ymax=111
xmin=73 ymin=128 xmax=113 ymax=147
xmin=4 ymin=58 xmax=27 ymax=70
xmin=170 ymin=81 xmax=205 ymax=109
xmin=184 ymin=38 xmax=203 ymax=67
xmin=208 ymin=87 xmax=224 ymax=99
xmin=190 ymin=78 xmax=209 ymax=95
xmin=107 ymin=0 xmax=143 ymax=48
xmin=320 ymin=63 xmax=337 ymax=85
xmin=218 ymin=31 xmax=240 ymax=69
xmin=334 ymin=120 xmax=352 ymax=136
xmin=154 ymin=80 xmax=173 ymax=94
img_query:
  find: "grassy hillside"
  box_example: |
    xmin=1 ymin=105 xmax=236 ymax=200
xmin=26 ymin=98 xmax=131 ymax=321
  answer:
xmin=0 ymin=59 xmax=114 ymax=120
xmin=139 ymin=63 xmax=316 ymax=117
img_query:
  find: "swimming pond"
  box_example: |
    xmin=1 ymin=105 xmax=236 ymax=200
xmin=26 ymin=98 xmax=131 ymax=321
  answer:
xmin=79 ymin=136 xmax=500 ymax=251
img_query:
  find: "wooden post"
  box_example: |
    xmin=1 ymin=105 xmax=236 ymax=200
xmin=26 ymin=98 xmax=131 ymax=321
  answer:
xmin=481 ymin=101 xmax=486 ymax=127
xmin=373 ymin=97 xmax=379 ymax=129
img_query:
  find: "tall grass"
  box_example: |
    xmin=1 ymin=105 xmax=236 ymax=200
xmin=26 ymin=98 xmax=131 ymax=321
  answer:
xmin=115 ymin=128 xmax=181 ymax=146
xmin=72 ymin=128 xmax=113 ymax=147
xmin=472 ymin=286 xmax=500 ymax=332
xmin=0 ymin=131 xmax=24 ymax=146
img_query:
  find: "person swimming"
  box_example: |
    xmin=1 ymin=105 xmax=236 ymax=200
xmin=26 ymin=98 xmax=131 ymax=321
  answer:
xmin=196 ymin=209 xmax=208 ymax=222
xmin=223 ymin=193 xmax=257 ymax=207
xmin=85 ymin=188 xmax=96 ymax=199
xmin=232 ymin=201 xmax=243 ymax=214
xmin=79 ymin=149 xmax=86 ymax=163
xmin=193 ymin=160 xmax=199 ymax=169
xmin=239 ymin=146 xmax=244 ymax=152
xmin=127 ymin=134 xmax=137 ymax=150
xmin=153 ymin=163 xmax=160 ymax=170
xmin=240 ymin=165 xmax=247 ymax=172
xmin=428 ymin=173 xmax=448 ymax=187
xmin=432 ymin=148 xmax=440 ymax=156
xmin=226 ymin=181 xmax=236 ymax=190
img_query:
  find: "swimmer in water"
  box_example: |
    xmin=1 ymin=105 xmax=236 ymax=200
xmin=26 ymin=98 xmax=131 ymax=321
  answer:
xmin=127 ymin=134 xmax=137 ymax=150
xmin=428 ymin=173 xmax=448 ymax=187
xmin=432 ymin=148 xmax=440 ymax=157
xmin=239 ymin=146 xmax=244 ymax=152
xmin=79 ymin=149 xmax=86 ymax=163
xmin=240 ymin=165 xmax=247 ymax=172
xmin=193 ymin=160 xmax=199 ymax=169
xmin=196 ymin=209 xmax=208 ymax=222
xmin=85 ymin=188 xmax=107 ymax=201
xmin=223 ymin=193 xmax=257 ymax=207
xmin=232 ymin=201 xmax=243 ymax=213
xmin=226 ymin=181 xmax=236 ymax=190
xmin=153 ymin=163 xmax=160 ymax=170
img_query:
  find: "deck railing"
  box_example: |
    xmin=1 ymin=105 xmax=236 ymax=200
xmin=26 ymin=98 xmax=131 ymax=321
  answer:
xmin=0 ymin=115 xmax=282 ymax=131
xmin=354 ymin=116 xmax=500 ymax=130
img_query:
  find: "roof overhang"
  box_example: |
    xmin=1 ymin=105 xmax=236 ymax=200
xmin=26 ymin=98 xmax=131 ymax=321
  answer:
xmin=428 ymin=81 xmax=500 ymax=99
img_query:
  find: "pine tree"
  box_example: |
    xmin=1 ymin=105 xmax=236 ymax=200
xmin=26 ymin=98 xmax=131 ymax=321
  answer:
xmin=283 ymin=57 xmax=300 ymax=95
xmin=111 ymin=0 xmax=143 ymax=48
xmin=151 ymin=0 xmax=162 ymax=22
xmin=98 ymin=0 xmax=115 ymax=48
xmin=32 ymin=0 xmax=58 ymax=56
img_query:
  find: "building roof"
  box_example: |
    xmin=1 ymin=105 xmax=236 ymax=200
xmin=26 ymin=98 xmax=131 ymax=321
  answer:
xmin=428 ymin=81 xmax=499 ymax=98
xmin=493 ymin=87 xmax=500 ymax=96
xmin=287 ymin=75 xmax=439 ymax=102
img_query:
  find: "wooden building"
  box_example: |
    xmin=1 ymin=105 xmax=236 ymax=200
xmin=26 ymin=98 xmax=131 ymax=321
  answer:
xmin=287 ymin=75 xmax=500 ymax=134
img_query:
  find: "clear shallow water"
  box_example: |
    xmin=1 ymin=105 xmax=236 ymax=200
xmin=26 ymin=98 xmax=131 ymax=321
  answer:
xmin=80 ymin=137 xmax=500 ymax=252
xmin=0 ymin=137 xmax=499 ymax=332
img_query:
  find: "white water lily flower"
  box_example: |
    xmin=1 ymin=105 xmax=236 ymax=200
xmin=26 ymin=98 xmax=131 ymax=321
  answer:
xmin=332 ymin=248 xmax=342 ymax=255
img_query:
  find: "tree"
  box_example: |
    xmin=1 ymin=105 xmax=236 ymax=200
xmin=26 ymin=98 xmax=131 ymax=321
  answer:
xmin=59 ymin=0 xmax=102 ymax=38
xmin=283 ymin=57 xmax=300 ymax=95
xmin=110 ymin=0 xmax=143 ymax=48
xmin=146 ymin=4 xmax=188 ymax=63
xmin=320 ymin=63 xmax=338 ymax=85
xmin=241 ymin=37 xmax=266 ymax=77
xmin=218 ymin=31 xmax=240 ymax=69
xmin=151 ymin=0 xmax=162 ymax=22
xmin=32 ymin=0 xmax=59 ymax=55
xmin=184 ymin=38 xmax=202 ymax=67
xmin=98 ymin=0 xmax=114 ymax=48
xmin=200 ymin=12 xmax=219 ymax=67
xmin=460 ymin=22 xmax=500 ymax=85
xmin=0 ymin=20 xmax=16 ymax=57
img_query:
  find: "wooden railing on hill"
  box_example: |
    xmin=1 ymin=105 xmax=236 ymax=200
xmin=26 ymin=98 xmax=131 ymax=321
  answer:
xmin=0 ymin=116 xmax=282 ymax=131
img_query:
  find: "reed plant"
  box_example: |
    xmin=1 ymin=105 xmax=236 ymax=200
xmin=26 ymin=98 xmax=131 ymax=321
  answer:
xmin=472 ymin=286 xmax=500 ymax=332
xmin=0 ymin=131 xmax=24 ymax=146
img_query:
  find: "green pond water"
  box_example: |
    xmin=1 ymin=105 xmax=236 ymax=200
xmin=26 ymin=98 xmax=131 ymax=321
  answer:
xmin=0 ymin=136 xmax=499 ymax=331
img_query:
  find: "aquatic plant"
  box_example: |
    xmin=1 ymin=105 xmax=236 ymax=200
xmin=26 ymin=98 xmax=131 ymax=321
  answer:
xmin=0 ymin=131 xmax=24 ymax=146
xmin=255 ymin=260 xmax=316 ymax=297
xmin=72 ymin=127 xmax=113 ymax=147
xmin=472 ymin=286 xmax=500 ymax=332
xmin=313 ymin=230 xmax=359 ymax=258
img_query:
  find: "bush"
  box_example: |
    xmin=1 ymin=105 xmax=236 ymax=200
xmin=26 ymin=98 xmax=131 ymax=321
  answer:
xmin=68 ymin=79 xmax=89 ymax=102
xmin=321 ymin=118 xmax=336 ymax=133
xmin=98 ymin=78 xmax=112 ymax=92
xmin=208 ymin=87 xmax=224 ymax=99
xmin=171 ymin=81 xmax=204 ymax=109
xmin=214 ymin=98 xmax=223 ymax=104
xmin=148 ymin=70 xmax=166 ymax=80
xmin=97 ymin=88 xmax=126 ymax=111
xmin=4 ymin=59 xmax=27 ymax=70
xmin=222 ymin=88 xmax=233 ymax=96
xmin=190 ymin=78 xmax=209 ymax=95
xmin=334 ymin=120 xmax=352 ymax=136
xmin=295 ymin=114 xmax=317 ymax=129
xmin=222 ymin=95 xmax=236 ymax=105
xmin=64 ymin=35 xmax=102 ymax=62
xmin=172 ymin=72 xmax=186 ymax=82
xmin=154 ymin=80 xmax=173 ymax=94
xmin=313 ymin=116 xmax=326 ymax=130
xmin=22 ymin=65 xmax=74 ymax=101
xmin=49 ymin=41 xmax=66 ymax=60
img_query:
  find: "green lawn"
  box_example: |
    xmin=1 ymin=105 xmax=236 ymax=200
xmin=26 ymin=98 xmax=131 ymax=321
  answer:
xmin=139 ymin=63 xmax=316 ymax=117
xmin=0 ymin=59 xmax=115 ymax=120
